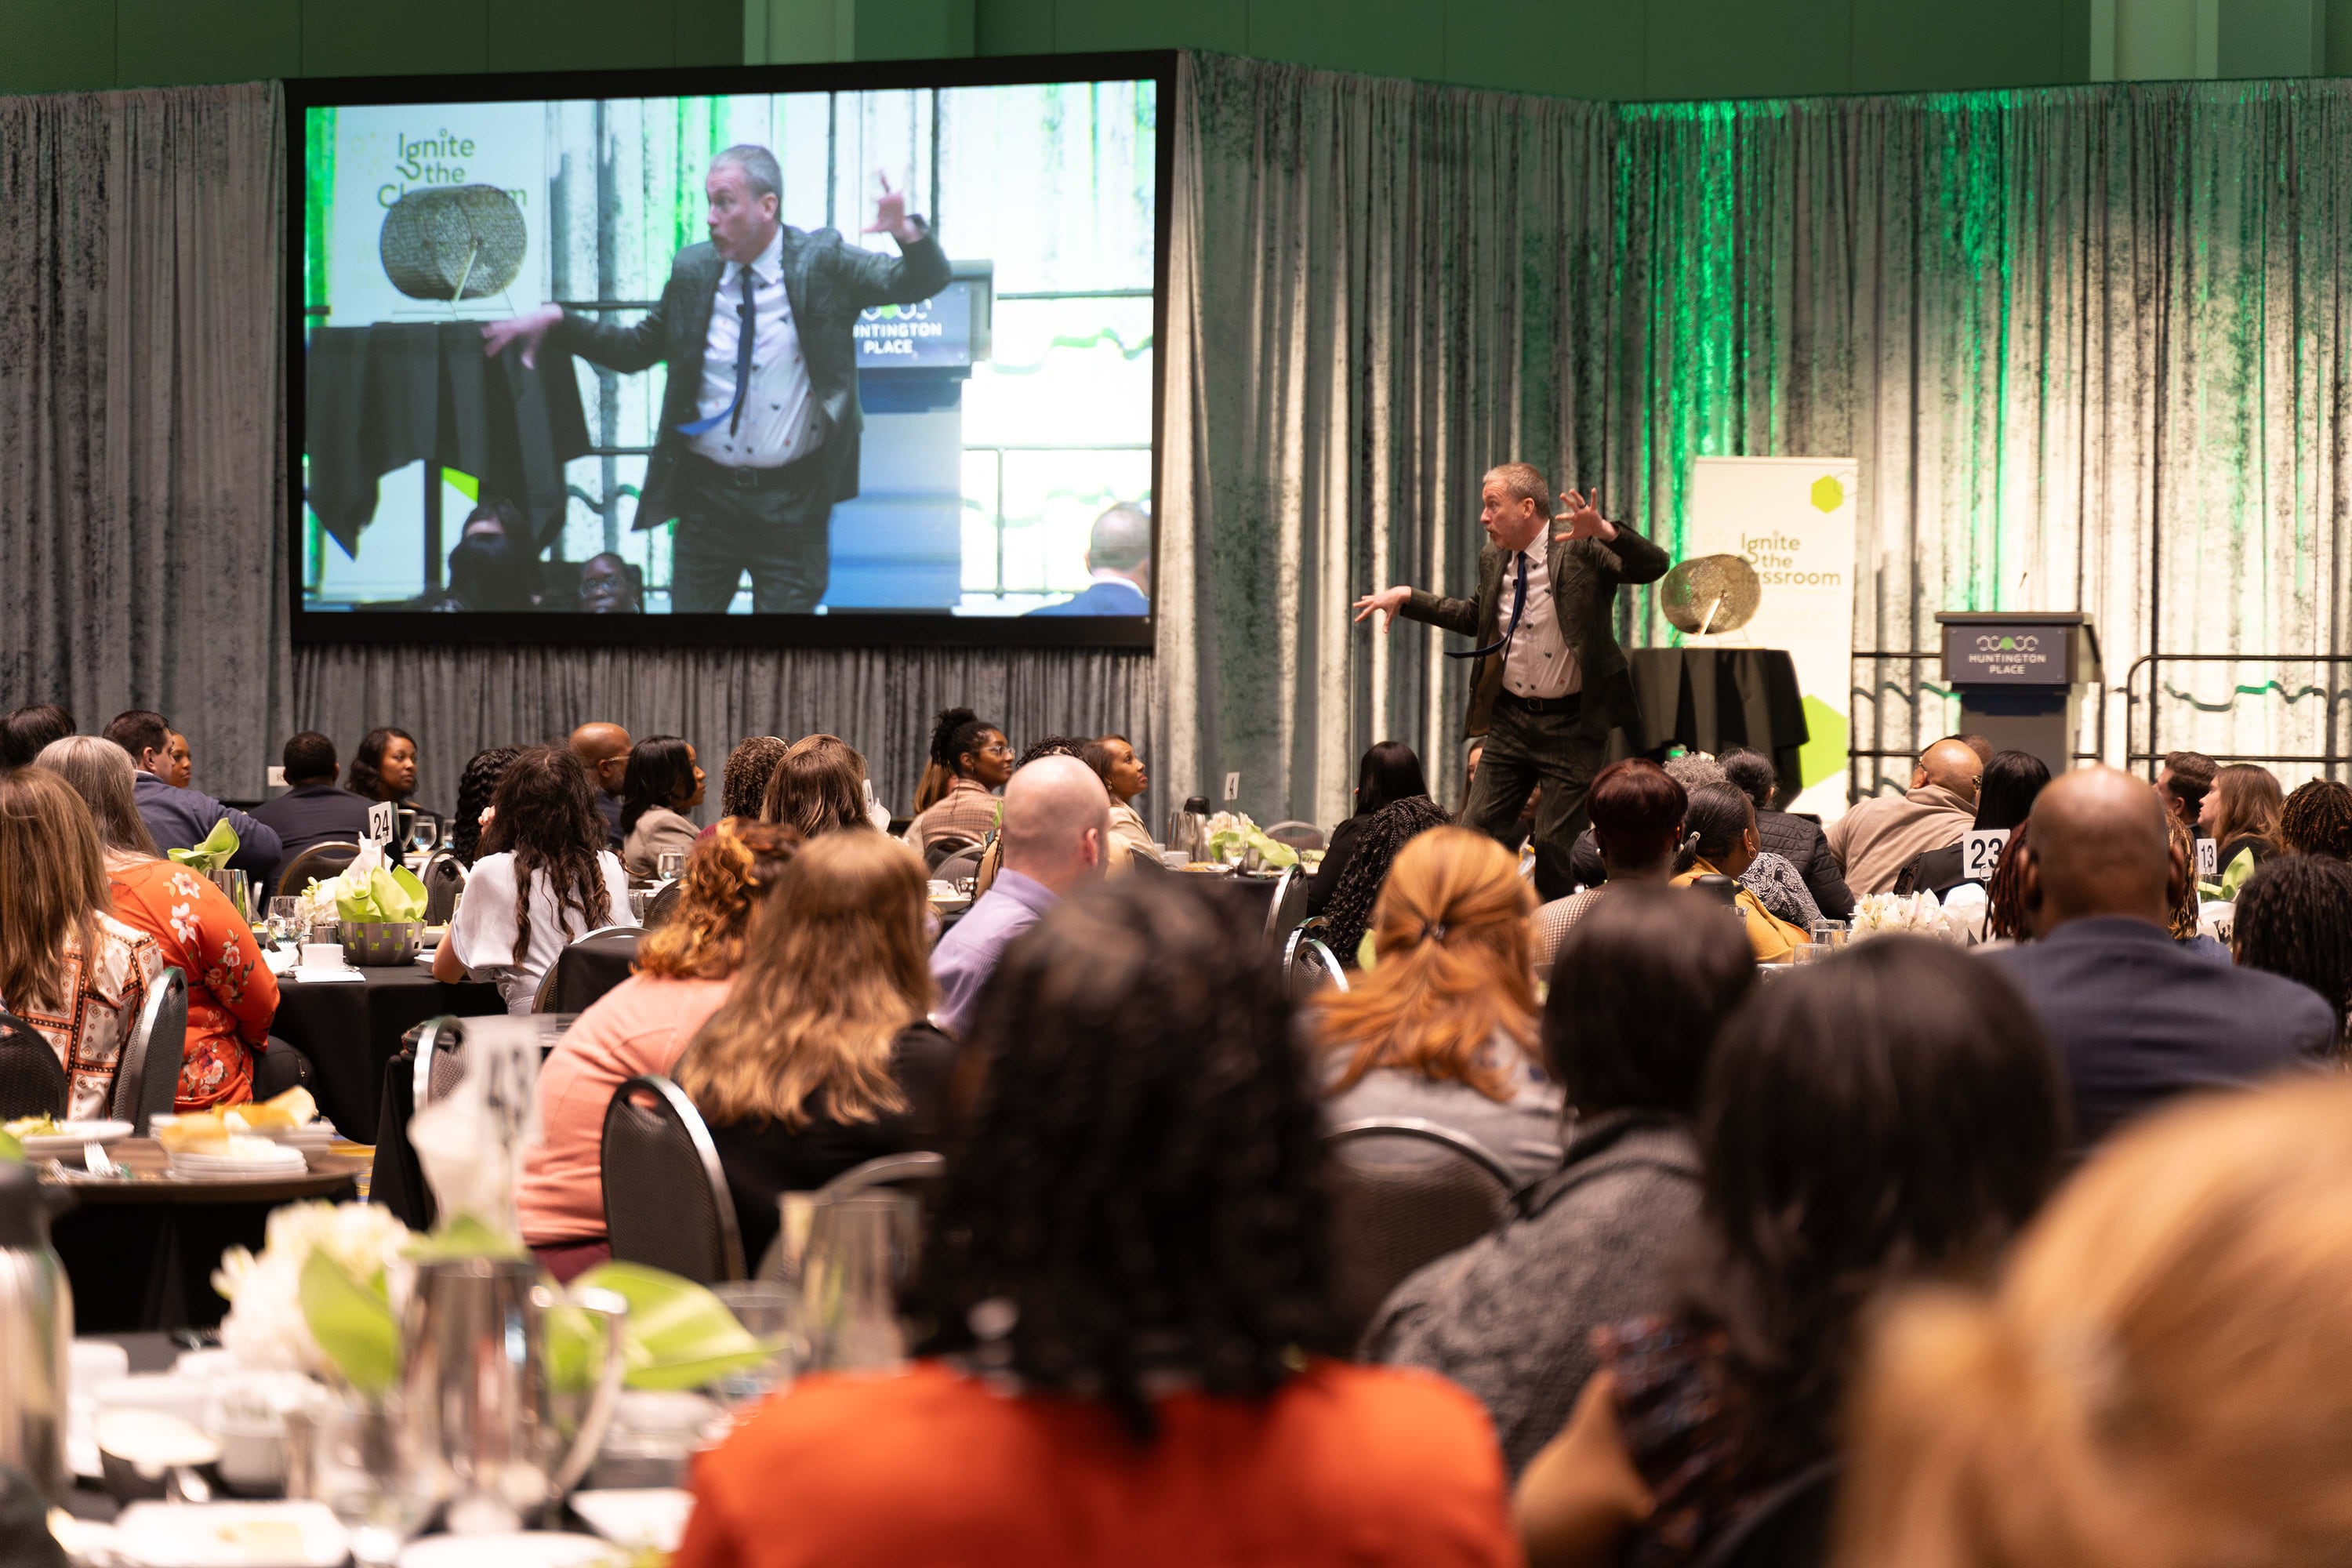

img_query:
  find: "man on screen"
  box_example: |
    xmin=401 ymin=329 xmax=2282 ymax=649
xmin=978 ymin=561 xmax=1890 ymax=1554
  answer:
xmin=482 ymin=144 xmax=950 ymax=613
xmin=1026 ymin=503 xmax=1152 ymax=616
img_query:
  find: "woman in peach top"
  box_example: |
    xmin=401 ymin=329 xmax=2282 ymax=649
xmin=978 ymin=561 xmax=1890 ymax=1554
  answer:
xmin=673 ymin=876 xmax=1516 ymax=1568
xmin=521 ymin=819 xmax=800 ymax=1281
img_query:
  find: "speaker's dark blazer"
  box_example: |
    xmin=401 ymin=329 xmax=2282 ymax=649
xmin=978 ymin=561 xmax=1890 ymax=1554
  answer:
xmin=550 ymin=224 xmax=951 ymax=532
xmin=1399 ymin=524 xmax=1671 ymax=742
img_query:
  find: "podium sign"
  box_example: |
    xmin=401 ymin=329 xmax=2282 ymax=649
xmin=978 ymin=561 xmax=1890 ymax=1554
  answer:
xmin=1934 ymin=612 xmax=2100 ymax=777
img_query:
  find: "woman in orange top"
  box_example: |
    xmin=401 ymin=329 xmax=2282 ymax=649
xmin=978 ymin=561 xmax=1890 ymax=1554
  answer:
xmin=38 ymin=736 xmax=278 ymax=1109
xmin=674 ymin=875 xmax=1517 ymax=1568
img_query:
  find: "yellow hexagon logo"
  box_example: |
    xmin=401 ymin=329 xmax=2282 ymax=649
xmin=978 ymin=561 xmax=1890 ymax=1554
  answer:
xmin=1811 ymin=474 xmax=1844 ymax=513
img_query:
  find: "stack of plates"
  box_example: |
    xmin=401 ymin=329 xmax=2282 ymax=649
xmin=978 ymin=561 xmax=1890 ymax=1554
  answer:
xmin=15 ymin=1120 xmax=133 ymax=1159
xmin=167 ymin=1144 xmax=309 ymax=1180
xmin=154 ymin=1116 xmax=338 ymax=1152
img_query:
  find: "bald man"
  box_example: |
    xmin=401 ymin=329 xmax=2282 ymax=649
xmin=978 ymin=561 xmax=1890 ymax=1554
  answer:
xmin=928 ymin=755 xmax=1109 ymax=1038
xmin=1987 ymin=767 xmax=2334 ymax=1149
xmin=1824 ymin=737 xmax=1982 ymax=895
xmin=1027 ymin=503 xmax=1152 ymax=616
xmin=569 ymin=722 xmax=633 ymax=847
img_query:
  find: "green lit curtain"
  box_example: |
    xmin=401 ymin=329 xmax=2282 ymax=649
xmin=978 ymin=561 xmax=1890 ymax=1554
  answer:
xmin=1169 ymin=59 xmax=2352 ymax=823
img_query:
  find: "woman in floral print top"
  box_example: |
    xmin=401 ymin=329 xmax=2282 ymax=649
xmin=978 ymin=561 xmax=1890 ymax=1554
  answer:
xmin=35 ymin=736 xmax=280 ymax=1109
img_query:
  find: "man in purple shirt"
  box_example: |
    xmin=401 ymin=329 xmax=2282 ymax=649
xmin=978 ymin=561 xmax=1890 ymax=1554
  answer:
xmin=929 ymin=754 xmax=1109 ymax=1037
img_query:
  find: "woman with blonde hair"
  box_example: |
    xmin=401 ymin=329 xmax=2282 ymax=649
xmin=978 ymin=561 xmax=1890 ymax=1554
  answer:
xmin=521 ymin=819 xmax=801 ymax=1279
xmin=676 ymin=831 xmax=958 ymax=1265
xmin=1836 ymin=1078 xmax=2352 ymax=1568
xmin=1311 ymin=825 xmax=1561 ymax=1183
xmin=760 ymin=734 xmax=874 ymax=840
xmin=0 ymin=766 xmax=165 ymax=1118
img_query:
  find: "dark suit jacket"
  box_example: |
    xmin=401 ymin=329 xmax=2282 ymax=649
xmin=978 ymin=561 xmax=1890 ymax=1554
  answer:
xmin=1304 ymin=814 xmax=1364 ymax=919
xmin=550 ymin=226 xmax=952 ymax=531
xmin=250 ymin=784 xmax=374 ymax=890
xmin=132 ymin=773 xmax=281 ymax=882
xmin=1757 ymin=809 xmax=1853 ymax=919
xmin=1025 ymin=578 xmax=1149 ymax=617
xmin=1399 ymin=524 xmax=1671 ymax=742
xmin=1988 ymin=917 xmax=2336 ymax=1150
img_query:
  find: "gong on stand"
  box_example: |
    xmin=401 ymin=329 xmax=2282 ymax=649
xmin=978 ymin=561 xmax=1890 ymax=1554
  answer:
xmin=379 ymin=184 xmax=528 ymax=317
xmin=1660 ymin=554 xmax=1762 ymax=642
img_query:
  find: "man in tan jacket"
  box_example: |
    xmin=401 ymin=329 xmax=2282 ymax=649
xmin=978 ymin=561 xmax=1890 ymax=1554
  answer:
xmin=1827 ymin=738 xmax=1984 ymax=895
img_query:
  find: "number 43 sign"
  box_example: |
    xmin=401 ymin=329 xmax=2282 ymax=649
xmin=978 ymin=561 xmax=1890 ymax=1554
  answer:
xmin=1962 ymin=829 xmax=2010 ymax=882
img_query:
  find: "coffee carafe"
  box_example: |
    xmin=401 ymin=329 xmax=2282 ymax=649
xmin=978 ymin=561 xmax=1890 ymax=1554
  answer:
xmin=1167 ymin=795 xmax=1212 ymax=862
xmin=0 ymin=1162 xmax=69 ymax=1504
xmin=398 ymin=1257 xmax=627 ymax=1533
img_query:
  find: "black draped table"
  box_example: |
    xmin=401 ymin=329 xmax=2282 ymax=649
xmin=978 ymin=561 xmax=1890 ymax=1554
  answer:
xmin=1619 ymin=648 xmax=1809 ymax=780
xmin=271 ymin=965 xmax=506 ymax=1141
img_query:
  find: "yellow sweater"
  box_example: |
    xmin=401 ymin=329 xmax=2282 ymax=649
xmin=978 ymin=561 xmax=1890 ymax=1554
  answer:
xmin=1672 ymin=858 xmax=1808 ymax=963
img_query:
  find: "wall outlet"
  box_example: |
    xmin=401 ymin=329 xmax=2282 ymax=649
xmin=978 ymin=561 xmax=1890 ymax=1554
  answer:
xmin=266 ymin=766 xmax=286 ymax=787
xmin=1223 ymin=771 xmax=1240 ymax=801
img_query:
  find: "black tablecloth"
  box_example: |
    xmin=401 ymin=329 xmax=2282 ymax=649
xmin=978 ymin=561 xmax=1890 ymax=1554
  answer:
xmin=1622 ymin=648 xmax=1809 ymax=782
xmin=305 ymin=322 xmax=593 ymax=556
xmin=271 ymin=965 xmax=505 ymax=1139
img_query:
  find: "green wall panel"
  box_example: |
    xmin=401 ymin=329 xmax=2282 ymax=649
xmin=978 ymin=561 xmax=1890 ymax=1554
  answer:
xmin=485 ymin=0 xmax=675 ymax=71
xmin=2 ymin=0 xmax=118 ymax=93
xmin=300 ymin=0 xmax=488 ymax=78
xmin=1443 ymin=0 xmax=1642 ymax=97
xmin=1247 ymin=0 xmax=1444 ymax=83
xmin=1853 ymin=0 xmax=2071 ymax=90
xmin=977 ymin=0 xmax=1054 ymax=55
xmin=115 ymin=0 xmax=299 ymax=86
xmin=1051 ymin=0 xmax=1246 ymax=54
xmin=1642 ymin=0 xmax=1849 ymax=100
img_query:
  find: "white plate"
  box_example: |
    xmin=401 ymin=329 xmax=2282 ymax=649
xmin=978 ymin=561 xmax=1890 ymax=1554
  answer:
xmin=116 ymin=1501 xmax=349 ymax=1568
xmin=397 ymin=1534 xmax=619 ymax=1568
xmin=289 ymin=967 xmax=366 ymax=984
xmin=14 ymin=1120 xmax=134 ymax=1157
xmin=570 ymin=1490 xmax=694 ymax=1552
xmin=169 ymin=1151 xmax=308 ymax=1177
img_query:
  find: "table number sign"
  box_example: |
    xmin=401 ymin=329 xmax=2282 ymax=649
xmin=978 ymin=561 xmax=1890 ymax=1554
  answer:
xmin=368 ymin=801 xmax=396 ymax=847
xmin=1962 ymin=829 xmax=2011 ymax=882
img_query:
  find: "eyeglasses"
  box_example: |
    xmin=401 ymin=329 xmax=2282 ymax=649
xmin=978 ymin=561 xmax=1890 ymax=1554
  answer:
xmin=978 ymin=739 xmax=1014 ymax=757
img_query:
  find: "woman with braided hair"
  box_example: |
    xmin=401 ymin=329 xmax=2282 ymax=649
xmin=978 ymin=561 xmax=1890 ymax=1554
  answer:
xmin=450 ymin=746 xmax=521 ymax=866
xmin=670 ymin=873 xmax=1518 ymax=1568
xmin=434 ymin=745 xmax=631 ymax=1012
xmin=902 ymin=706 xmax=1012 ymax=855
xmin=1316 ymin=789 xmax=1455 ymax=969
xmin=2278 ymin=778 xmax=2352 ymax=860
xmin=2232 ymin=853 xmax=2352 ymax=1048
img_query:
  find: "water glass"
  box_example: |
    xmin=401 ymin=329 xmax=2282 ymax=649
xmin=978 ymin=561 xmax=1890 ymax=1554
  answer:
xmin=303 ymin=1391 xmax=437 ymax=1568
xmin=626 ymin=887 xmax=653 ymax=923
xmin=1809 ymin=919 xmax=1849 ymax=955
xmin=267 ymin=897 xmax=303 ymax=948
xmin=789 ymin=1192 xmax=919 ymax=1374
xmin=706 ymin=1281 xmax=797 ymax=1411
xmin=656 ymin=848 xmax=688 ymax=883
xmin=409 ymin=814 xmax=439 ymax=856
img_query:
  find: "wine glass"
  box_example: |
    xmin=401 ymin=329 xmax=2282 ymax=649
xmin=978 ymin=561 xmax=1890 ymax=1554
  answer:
xmin=656 ymin=848 xmax=687 ymax=884
xmin=267 ymin=897 xmax=303 ymax=949
xmin=408 ymin=813 xmax=439 ymax=857
xmin=305 ymin=1390 xmax=439 ymax=1568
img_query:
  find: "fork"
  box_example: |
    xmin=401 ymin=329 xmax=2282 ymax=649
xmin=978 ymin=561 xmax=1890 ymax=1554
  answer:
xmin=82 ymin=1142 xmax=118 ymax=1177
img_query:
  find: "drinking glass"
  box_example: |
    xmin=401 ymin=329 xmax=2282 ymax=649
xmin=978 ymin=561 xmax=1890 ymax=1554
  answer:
xmin=656 ymin=848 xmax=688 ymax=883
xmin=408 ymin=814 xmax=439 ymax=856
xmin=706 ymin=1281 xmax=797 ymax=1412
xmin=626 ymin=887 xmax=653 ymax=924
xmin=789 ymin=1192 xmax=919 ymax=1374
xmin=1809 ymin=919 xmax=1849 ymax=955
xmin=267 ymin=897 xmax=302 ymax=949
xmin=304 ymin=1391 xmax=438 ymax=1568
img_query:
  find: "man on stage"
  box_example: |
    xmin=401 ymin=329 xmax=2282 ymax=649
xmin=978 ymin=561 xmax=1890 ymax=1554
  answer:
xmin=1355 ymin=463 xmax=1670 ymax=899
xmin=483 ymin=145 xmax=951 ymax=613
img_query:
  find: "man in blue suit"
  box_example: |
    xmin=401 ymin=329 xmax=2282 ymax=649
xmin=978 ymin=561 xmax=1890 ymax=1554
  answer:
xmin=1028 ymin=503 xmax=1151 ymax=617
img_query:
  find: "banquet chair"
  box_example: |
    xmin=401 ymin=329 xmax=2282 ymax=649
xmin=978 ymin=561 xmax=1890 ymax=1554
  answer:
xmin=110 ymin=967 xmax=188 ymax=1136
xmin=0 ymin=1011 xmax=68 ymax=1120
xmin=412 ymin=1016 xmax=468 ymax=1109
xmin=924 ymin=836 xmax=980 ymax=874
xmin=1283 ymin=924 xmax=1348 ymax=1000
xmin=534 ymin=927 xmax=643 ymax=1015
xmin=602 ymin=1075 xmax=744 ymax=1285
xmin=1264 ymin=863 xmax=1311 ymax=946
xmin=931 ymin=844 xmax=985 ymax=884
xmin=1321 ymin=1118 xmax=1515 ymax=1346
xmin=276 ymin=841 xmax=361 ymax=902
xmin=1688 ymin=1458 xmax=1838 ymax=1568
xmin=754 ymin=1151 xmax=948 ymax=1281
xmin=419 ymin=852 xmax=467 ymax=924
xmin=642 ymin=880 xmax=684 ymax=931
xmin=1263 ymin=820 xmax=1326 ymax=853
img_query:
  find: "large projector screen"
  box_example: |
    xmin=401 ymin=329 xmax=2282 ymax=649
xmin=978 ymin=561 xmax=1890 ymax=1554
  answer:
xmin=288 ymin=56 xmax=1169 ymax=647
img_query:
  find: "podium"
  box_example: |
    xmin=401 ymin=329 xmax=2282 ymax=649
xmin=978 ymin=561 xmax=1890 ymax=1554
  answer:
xmin=1934 ymin=612 xmax=2100 ymax=776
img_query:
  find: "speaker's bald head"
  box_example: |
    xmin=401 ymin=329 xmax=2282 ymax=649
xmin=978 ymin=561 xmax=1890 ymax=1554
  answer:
xmin=2024 ymin=766 xmax=2171 ymax=928
xmin=1915 ymin=738 xmax=1984 ymax=800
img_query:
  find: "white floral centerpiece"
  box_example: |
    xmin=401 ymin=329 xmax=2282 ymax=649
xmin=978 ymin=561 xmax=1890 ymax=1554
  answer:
xmin=1849 ymin=888 xmax=1985 ymax=946
xmin=212 ymin=1200 xmax=419 ymax=1378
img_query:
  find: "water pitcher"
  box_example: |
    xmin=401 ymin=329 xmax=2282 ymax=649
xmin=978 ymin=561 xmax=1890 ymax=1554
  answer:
xmin=0 ymin=1162 xmax=69 ymax=1504
xmin=398 ymin=1258 xmax=626 ymax=1533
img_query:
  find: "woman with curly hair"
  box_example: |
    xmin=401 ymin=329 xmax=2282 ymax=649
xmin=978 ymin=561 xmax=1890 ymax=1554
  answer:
xmin=2278 ymin=777 xmax=2352 ymax=860
xmin=520 ymin=819 xmax=800 ymax=1280
xmin=672 ymin=874 xmax=1519 ymax=1568
xmin=901 ymin=706 xmax=1011 ymax=855
xmin=1311 ymin=826 xmax=1562 ymax=1183
xmin=450 ymin=746 xmax=521 ymax=866
xmin=717 ymin=735 xmax=791 ymax=826
xmin=1316 ymin=782 xmax=1454 ymax=969
xmin=434 ymin=746 xmax=630 ymax=1012
xmin=2231 ymin=853 xmax=2352 ymax=1048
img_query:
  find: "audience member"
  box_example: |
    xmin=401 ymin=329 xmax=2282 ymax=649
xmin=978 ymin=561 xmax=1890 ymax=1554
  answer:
xmin=910 ymin=759 xmax=953 ymax=815
xmin=2154 ymin=748 xmax=2216 ymax=826
xmin=673 ymin=875 xmax=1517 ymax=1568
xmin=2205 ymin=761 xmax=2282 ymax=895
xmin=1530 ymin=760 xmax=1686 ymax=977
xmin=451 ymin=746 xmax=521 ymax=866
xmin=102 ymin=709 xmax=281 ymax=881
xmin=568 ymin=722 xmax=634 ymax=847
xmin=1080 ymin=733 xmax=1155 ymax=857
xmin=162 ymin=730 xmax=192 ymax=789
xmin=1980 ymin=818 xmax=2032 ymax=944
xmin=2278 ymin=777 xmax=2352 ymax=859
xmin=249 ymin=732 xmax=373 ymax=887
xmin=0 ymin=704 xmax=75 ymax=771
xmin=760 ymin=734 xmax=873 ymax=840
xmin=1652 ymin=753 xmax=1812 ymax=927
xmin=1955 ymin=732 xmax=1994 ymax=767
xmin=618 ymin=735 xmax=706 ymax=877
xmin=522 ymin=821 xmax=800 ymax=1280
xmin=1305 ymin=741 xmax=1430 ymax=919
xmin=717 ymin=735 xmax=790 ymax=826
xmin=2161 ymin=815 xmax=2225 ymax=958
xmin=348 ymin=726 xmax=426 ymax=812
xmin=1318 ymin=793 xmax=1456 ymax=970
xmin=1987 ymin=767 xmax=2333 ymax=1149
xmin=434 ymin=746 xmax=634 ymax=1013
xmin=1310 ymin=826 xmax=1562 ymax=1183
xmin=0 ymin=766 xmax=165 ymax=1118
xmin=1825 ymin=737 xmax=1980 ymax=895
xmin=1023 ymin=500 xmax=1153 ymax=615
xmin=38 ymin=737 xmax=282 ymax=1109
xmin=928 ymin=755 xmax=1107 ymax=1038
xmin=576 ymin=551 xmax=642 ymax=613
xmin=673 ymin=831 xmax=956 ymax=1269
xmin=2230 ymin=853 xmax=2352 ymax=1047
xmin=1835 ymin=1080 xmax=2352 ymax=1568
xmin=1367 ymin=884 xmax=1756 ymax=1475
xmin=1719 ymin=748 xmax=1852 ymax=920
xmin=973 ymin=738 xmax=1143 ymax=893
xmin=1515 ymin=937 xmax=2067 ymax=1568
xmin=903 ymin=707 xmax=1011 ymax=855
xmin=1671 ymin=782 xmax=1809 ymax=962
xmin=1895 ymin=748 xmax=2049 ymax=897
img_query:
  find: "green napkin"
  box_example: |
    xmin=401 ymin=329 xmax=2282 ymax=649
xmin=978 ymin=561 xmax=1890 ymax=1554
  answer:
xmin=167 ymin=819 xmax=241 ymax=873
xmin=335 ymin=865 xmax=428 ymax=924
xmin=0 ymin=1129 xmax=21 ymax=1163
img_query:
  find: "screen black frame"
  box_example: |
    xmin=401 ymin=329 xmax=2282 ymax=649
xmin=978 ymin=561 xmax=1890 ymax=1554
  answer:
xmin=285 ymin=50 xmax=1174 ymax=650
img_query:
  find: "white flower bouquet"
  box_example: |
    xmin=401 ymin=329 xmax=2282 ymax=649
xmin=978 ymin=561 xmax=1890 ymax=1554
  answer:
xmin=1849 ymin=888 xmax=1985 ymax=946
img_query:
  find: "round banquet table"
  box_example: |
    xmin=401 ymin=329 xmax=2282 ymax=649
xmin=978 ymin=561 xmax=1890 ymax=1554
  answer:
xmin=45 ymin=1140 xmax=372 ymax=1332
xmin=270 ymin=961 xmax=505 ymax=1142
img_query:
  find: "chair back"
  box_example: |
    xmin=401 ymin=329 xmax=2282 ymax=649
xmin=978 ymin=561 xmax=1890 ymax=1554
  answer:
xmin=412 ymin=1016 xmax=469 ymax=1109
xmin=1320 ymin=1117 xmax=1515 ymax=1345
xmin=109 ymin=967 xmax=188 ymax=1134
xmin=1689 ymin=1459 xmax=1839 ymax=1568
xmin=0 ymin=1011 xmax=68 ymax=1120
xmin=1283 ymin=925 xmax=1348 ymax=999
xmin=642 ymin=880 xmax=684 ymax=931
xmin=819 ymin=1151 xmax=946 ymax=1198
xmin=1263 ymin=820 xmax=1327 ymax=852
xmin=419 ymin=852 xmax=467 ymax=924
xmin=601 ymin=1075 xmax=744 ymax=1284
xmin=1264 ymin=863 xmax=1312 ymax=945
xmin=275 ymin=841 xmax=361 ymax=902
xmin=931 ymin=844 xmax=984 ymax=884
xmin=535 ymin=927 xmax=643 ymax=1015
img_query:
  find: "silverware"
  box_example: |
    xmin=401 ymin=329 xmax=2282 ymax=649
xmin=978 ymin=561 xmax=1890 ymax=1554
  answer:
xmin=82 ymin=1142 xmax=115 ymax=1177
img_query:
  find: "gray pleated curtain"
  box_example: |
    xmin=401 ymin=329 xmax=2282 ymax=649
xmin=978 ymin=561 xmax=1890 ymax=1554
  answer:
xmin=5 ymin=62 xmax=2350 ymax=826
